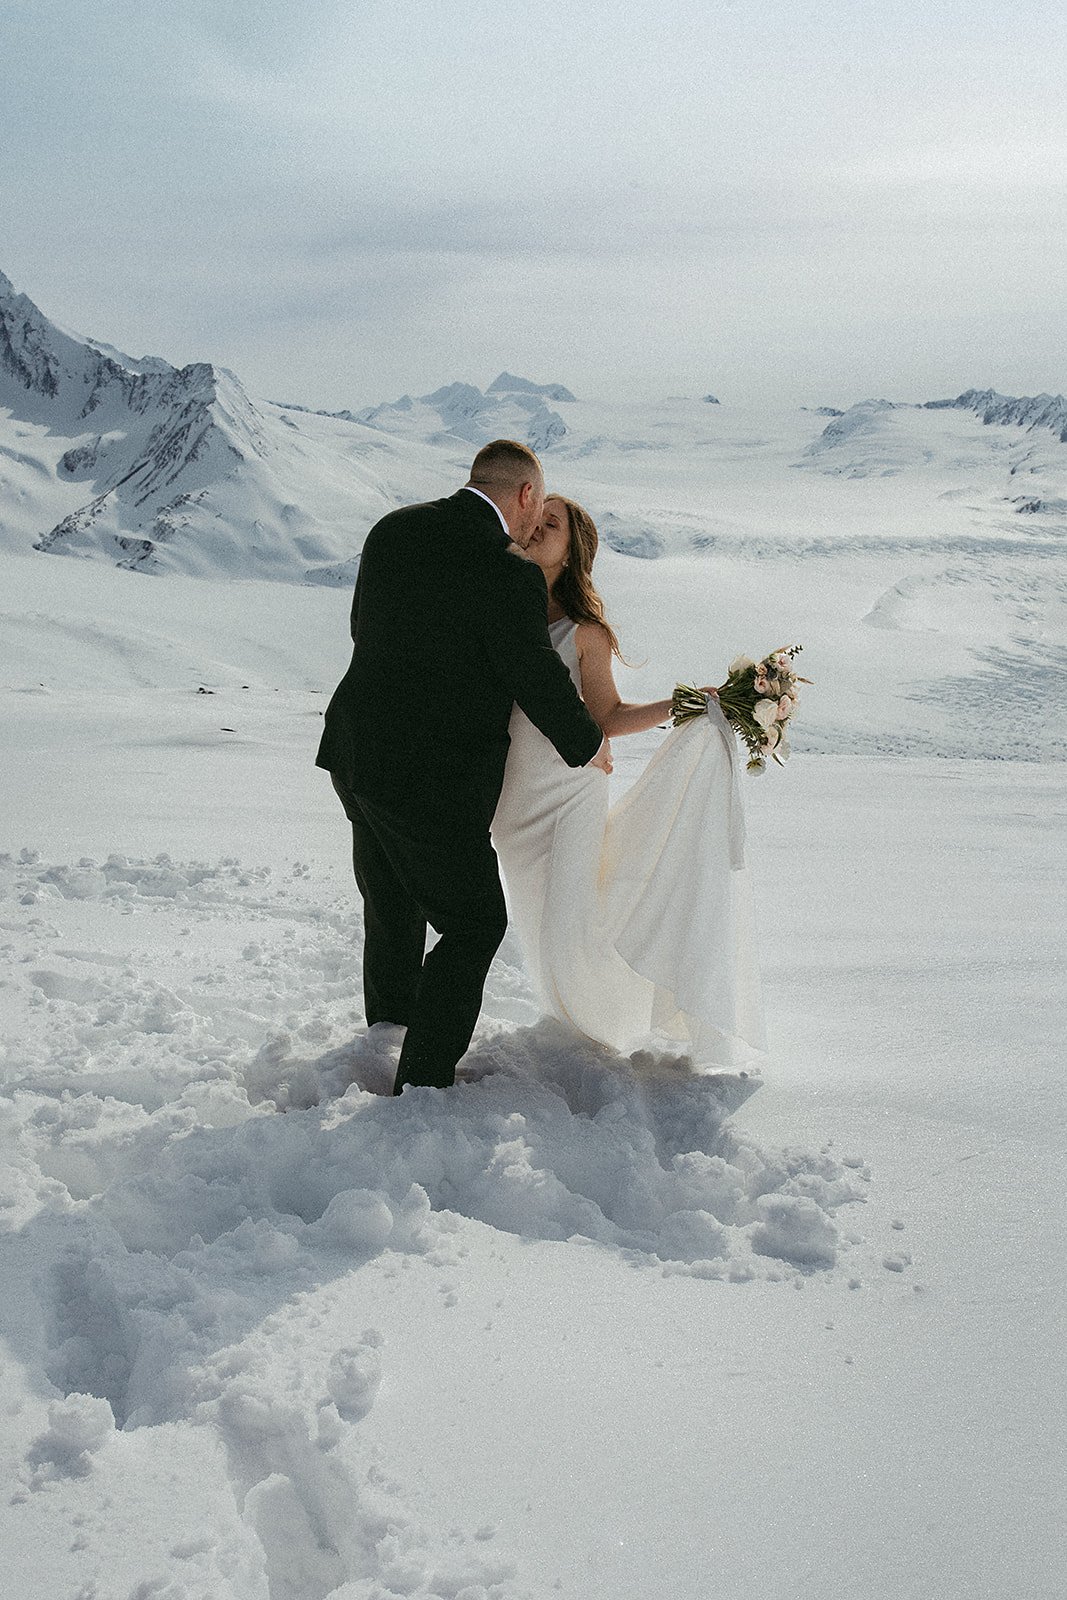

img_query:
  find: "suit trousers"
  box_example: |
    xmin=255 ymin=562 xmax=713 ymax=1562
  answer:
xmin=330 ymin=775 xmax=509 ymax=1092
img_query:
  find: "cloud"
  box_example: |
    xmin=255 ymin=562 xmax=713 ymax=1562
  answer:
xmin=3 ymin=0 xmax=1067 ymax=412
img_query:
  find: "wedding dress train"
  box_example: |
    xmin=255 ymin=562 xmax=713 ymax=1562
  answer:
xmin=491 ymin=618 xmax=766 ymax=1071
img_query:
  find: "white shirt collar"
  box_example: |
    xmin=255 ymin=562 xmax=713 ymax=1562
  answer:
xmin=463 ymin=484 xmax=510 ymax=539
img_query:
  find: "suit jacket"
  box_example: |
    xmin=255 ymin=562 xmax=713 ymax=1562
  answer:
xmin=315 ymin=488 xmax=604 ymax=816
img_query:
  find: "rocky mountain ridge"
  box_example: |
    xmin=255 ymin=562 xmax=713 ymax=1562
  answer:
xmin=926 ymin=386 xmax=1067 ymax=444
xmin=0 ymin=269 xmax=573 ymax=579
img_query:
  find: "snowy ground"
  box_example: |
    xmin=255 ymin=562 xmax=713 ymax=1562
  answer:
xmin=1 ymin=537 xmax=1065 ymax=1599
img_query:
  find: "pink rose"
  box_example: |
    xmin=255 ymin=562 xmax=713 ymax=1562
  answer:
xmin=778 ymin=694 xmax=794 ymax=718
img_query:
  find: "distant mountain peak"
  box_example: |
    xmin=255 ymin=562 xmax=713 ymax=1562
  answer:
xmin=487 ymin=371 xmax=576 ymax=402
xmin=1 ymin=268 xmax=175 ymax=416
xmin=352 ymin=378 xmax=568 ymax=452
xmin=422 ymin=381 xmax=486 ymax=411
xmin=77 ymin=335 xmax=173 ymax=377
xmin=0 ymin=264 xmax=291 ymax=573
xmin=0 ymin=265 xmax=177 ymax=397
xmin=926 ymin=388 xmax=1067 ymax=444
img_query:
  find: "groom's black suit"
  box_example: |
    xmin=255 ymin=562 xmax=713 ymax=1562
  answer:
xmin=316 ymin=487 xmax=604 ymax=1091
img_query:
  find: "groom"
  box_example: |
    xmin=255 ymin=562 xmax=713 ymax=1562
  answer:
xmin=317 ymin=439 xmax=610 ymax=1094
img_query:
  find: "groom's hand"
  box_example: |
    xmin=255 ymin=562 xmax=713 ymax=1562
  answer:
xmin=587 ymin=736 xmax=613 ymax=774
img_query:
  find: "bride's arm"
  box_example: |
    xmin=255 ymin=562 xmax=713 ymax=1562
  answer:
xmin=576 ymin=622 xmax=675 ymax=737
xmin=577 ymin=622 xmax=719 ymax=736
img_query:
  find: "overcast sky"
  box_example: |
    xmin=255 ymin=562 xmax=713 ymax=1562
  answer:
xmin=2 ymin=0 xmax=1065 ymax=410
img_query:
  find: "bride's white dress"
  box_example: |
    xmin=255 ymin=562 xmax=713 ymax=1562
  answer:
xmin=491 ymin=618 xmax=766 ymax=1071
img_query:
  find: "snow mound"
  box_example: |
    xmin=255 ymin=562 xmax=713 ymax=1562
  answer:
xmin=26 ymin=1392 xmax=115 ymax=1482
xmin=0 ymin=845 xmax=871 ymax=1595
xmin=1 ymin=849 xmax=868 ymax=1298
xmin=800 ymin=399 xmax=919 ymax=476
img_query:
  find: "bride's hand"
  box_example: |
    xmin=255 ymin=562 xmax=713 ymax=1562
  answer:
xmin=699 ymin=685 xmax=719 ymax=698
xmin=587 ymin=736 xmax=613 ymax=774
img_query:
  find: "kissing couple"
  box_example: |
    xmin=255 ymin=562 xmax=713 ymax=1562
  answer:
xmin=316 ymin=439 xmax=765 ymax=1095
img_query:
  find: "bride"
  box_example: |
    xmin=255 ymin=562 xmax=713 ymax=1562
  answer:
xmin=491 ymin=494 xmax=766 ymax=1072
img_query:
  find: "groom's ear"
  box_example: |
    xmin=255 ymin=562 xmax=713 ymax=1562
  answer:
xmin=517 ymin=479 xmax=544 ymax=518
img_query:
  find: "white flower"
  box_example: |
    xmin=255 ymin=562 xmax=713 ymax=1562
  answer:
xmin=753 ymin=697 xmax=779 ymax=730
xmin=728 ymin=655 xmax=756 ymax=675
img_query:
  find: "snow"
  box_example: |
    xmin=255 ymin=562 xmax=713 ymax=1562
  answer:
xmin=1 ymin=559 xmax=1064 ymax=1595
xmin=1 ymin=266 xmax=1066 ymax=1597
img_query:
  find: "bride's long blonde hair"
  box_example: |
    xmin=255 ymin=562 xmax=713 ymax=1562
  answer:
xmin=547 ymin=495 xmax=625 ymax=661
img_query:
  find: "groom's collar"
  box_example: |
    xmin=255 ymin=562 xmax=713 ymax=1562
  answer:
xmin=461 ymin=484 xmax=511 ymax=541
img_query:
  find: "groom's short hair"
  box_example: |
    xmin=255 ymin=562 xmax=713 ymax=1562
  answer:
xmin=468 ymin=439 xmax=542 ymax=491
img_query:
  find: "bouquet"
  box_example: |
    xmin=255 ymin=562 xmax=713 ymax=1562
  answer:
xmin=672 ymin=645 xmax=810 ymax=773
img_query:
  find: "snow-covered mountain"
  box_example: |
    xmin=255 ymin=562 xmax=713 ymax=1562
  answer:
xmin=798 ymin=392 xmax=1067 ymax=528
xmin=344 ymin=378 xmax=569 ymax=452
xmin=929 ymin=385 xmax=1067 ymax=444
xmin=803 ymin=389 xmax=1067 ymax=477
xmin=0 ymin=268 xmax=415 ymax=582
xmin=486 ymin=370 xmax=576 ymax=402
xmin=4 ymin=264 xmax=1067 ymax=584
xmin=0 ymin=268 xmax=590 ymax=580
